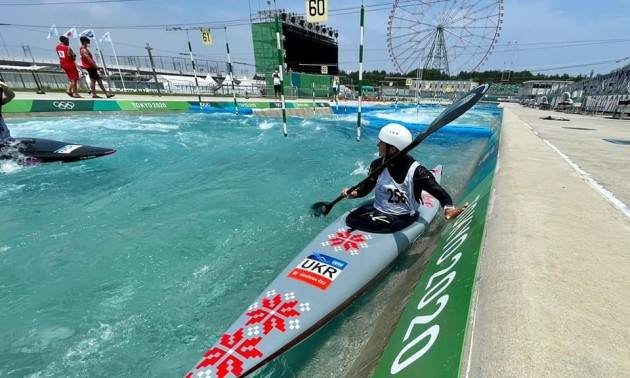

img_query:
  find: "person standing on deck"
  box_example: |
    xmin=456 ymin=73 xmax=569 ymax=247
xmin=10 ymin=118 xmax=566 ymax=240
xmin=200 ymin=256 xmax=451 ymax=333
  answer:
xmin=56 ymin=36 xmax=81 ymax=98
xmin=273 ymin=71 xmax=281 ymax=100
xmin=79 ymin=36 xmax=114 ymax=99
xmin=331 ymin=78 xmax=339 ymax=102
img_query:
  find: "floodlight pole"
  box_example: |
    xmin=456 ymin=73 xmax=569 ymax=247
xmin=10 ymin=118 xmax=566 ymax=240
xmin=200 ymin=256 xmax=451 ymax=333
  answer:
xmin=145 ymin=43 xmax=161 ymax=96
xmin=167 ymin=27 xmax=202 ymax=103
xmin=224 ymin=26 xmax=239 ymax=115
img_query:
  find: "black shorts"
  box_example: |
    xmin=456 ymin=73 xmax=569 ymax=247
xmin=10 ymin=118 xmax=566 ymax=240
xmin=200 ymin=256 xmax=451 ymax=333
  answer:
xmin=86 ymin=67 xmax=101 ymax=80
xmin=274 ymin=85 xmax=281 ymax=95
xmin=345 ymin=202 xmax=417 ymax=233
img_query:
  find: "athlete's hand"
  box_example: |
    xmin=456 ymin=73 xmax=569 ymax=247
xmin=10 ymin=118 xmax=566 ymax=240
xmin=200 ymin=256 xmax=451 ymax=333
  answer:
xmin=445 ymin=203 xmax=469 ymax=220
xmin=0 ymin=81 xmax=7 ymax=88
xmin=341 ymin=188 xmax=358 ymax=198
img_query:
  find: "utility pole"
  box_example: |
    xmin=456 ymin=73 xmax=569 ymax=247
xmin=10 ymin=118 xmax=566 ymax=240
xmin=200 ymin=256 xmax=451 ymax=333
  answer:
xmin=224 ymin=26 xmax=239 ymax=115
xmin=145 ymin=43 xmax=161 ymax=96
xmin=167 ymin=27 xmax=202 ymax=103
xmin=0 ymin=30 xmax=9 ymax=56
xmin=22 ymin=44 xmax=45 ymax=94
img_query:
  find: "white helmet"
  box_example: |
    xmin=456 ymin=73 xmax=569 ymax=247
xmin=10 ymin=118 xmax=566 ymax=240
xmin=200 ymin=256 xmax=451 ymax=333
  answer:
xmin=378 ymin=123 xmax=412 ymax=150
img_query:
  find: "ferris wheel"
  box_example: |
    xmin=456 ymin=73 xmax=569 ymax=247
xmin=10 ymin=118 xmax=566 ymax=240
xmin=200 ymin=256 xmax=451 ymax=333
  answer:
xmin=386 ymin=0 xmax=504 ymax=76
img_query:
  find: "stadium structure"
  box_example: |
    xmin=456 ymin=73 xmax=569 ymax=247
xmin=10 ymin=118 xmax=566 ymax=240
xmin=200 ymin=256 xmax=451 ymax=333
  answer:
xmin=522 ymin=64 xmax=630 ymax=115
xmin=251 ymin=9 xmax=339 ymax=97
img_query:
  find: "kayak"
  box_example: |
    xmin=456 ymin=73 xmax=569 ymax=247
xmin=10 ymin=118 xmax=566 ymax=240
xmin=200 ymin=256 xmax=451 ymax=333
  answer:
xmin=186 ymin=165 xmax=443 ymax=378
xmin=0 ymin=138 xmax=116 ymax=164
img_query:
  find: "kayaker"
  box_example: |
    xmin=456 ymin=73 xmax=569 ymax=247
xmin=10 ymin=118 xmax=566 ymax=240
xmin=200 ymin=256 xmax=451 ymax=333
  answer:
xmin=341 ymin=123 xmax=468 ymax=232
xmin=0 ymin=81 xmax=16 ymax=142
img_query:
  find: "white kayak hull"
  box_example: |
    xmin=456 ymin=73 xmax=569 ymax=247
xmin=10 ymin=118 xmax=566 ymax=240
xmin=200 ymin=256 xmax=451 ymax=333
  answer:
xmin=186 ymin=166 xmax=443 ymax=378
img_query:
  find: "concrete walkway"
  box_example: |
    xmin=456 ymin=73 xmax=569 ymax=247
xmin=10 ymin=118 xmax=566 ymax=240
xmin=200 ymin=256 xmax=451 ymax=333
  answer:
xmin=465 ymin=104 xmax=630 ymax=377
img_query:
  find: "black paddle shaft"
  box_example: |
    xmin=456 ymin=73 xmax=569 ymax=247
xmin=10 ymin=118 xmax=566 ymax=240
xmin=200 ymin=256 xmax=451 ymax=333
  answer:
xmin=312 ymin=82 xmax=492 ymax=216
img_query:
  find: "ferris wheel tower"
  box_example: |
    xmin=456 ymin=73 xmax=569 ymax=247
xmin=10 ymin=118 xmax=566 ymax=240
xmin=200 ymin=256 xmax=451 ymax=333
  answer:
xmin=387 ymin=0 xmax=504 ymax=76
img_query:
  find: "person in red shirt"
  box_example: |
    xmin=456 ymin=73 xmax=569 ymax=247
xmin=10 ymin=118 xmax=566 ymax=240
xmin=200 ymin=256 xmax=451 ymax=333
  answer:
xmin=56 ymin=36 xmax=81 ymax=98
xmin=79 ymin=36 xmax=114 ymax=99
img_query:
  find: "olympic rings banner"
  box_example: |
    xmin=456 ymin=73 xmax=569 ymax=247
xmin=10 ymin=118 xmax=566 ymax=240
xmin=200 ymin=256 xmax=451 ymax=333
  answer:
xmin=3 ymin=100 xmax=189 ymax=113
xmin=2 ymin=99 xmax=330 ymax=113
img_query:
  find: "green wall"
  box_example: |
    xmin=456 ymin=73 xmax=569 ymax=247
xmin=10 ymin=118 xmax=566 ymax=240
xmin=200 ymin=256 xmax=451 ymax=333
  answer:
xmin=373 ymin=117 xmax=501 ymax=378
xmin=252 ymin=22 xmax=278 ymax=75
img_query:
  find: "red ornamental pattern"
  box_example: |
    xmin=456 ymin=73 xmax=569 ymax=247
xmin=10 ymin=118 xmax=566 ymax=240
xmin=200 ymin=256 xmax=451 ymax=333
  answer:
xmin=322 ymin=228 xmax=371 ymax=255
xmin=245 ymin=294 xmax=301 ymax=334
xmin=191 ymin=328 xmax=262 ymax=377
xmin=187 ymin=292 xmax=304 ymax=378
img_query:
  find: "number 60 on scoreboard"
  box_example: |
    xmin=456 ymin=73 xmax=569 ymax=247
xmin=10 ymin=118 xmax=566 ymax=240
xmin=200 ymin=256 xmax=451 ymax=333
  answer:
xmin=306 ymin=0 xmax=328 ymax=22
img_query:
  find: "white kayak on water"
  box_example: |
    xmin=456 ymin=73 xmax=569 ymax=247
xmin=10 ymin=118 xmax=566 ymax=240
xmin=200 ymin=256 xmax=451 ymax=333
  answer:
xmin=186 ymin=165 xmax=444 ymax=378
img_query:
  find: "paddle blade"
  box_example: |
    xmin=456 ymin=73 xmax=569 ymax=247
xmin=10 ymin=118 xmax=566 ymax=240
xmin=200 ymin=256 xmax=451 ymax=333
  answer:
xmin=310 ymin=201 xmax=331 ymax=217
xmin=428 ymin=82 xmax=492 ymax=132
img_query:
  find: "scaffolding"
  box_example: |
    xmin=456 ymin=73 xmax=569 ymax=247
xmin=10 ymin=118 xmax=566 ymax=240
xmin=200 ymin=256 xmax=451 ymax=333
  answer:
xmin=114 ymin=55 xmax=254 ymax=78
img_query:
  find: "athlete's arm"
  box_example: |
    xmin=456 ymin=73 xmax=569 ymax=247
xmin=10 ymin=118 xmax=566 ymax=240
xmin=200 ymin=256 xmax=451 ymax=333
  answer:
xmin=413 ymin=165 xmax=453 ymax=208
xmin=353 ymin=158 xmax=381 ymax=197
xmin=414 ymin=165 xmax=469 ymax=220
xmin=0 ymin=81 xmax=15 ymax=104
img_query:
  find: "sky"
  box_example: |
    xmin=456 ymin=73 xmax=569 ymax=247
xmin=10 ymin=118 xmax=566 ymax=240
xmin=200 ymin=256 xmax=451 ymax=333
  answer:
xmin=0 ymin=0 xmax=628 ymax=78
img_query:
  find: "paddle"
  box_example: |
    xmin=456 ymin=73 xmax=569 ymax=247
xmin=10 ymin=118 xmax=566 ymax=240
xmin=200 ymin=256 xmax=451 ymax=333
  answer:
xmin=310 ymin=82 xmax=492 ymax=217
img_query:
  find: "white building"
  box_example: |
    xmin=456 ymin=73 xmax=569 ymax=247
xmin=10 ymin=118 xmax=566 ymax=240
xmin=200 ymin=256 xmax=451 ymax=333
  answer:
xmin=520 ymin=80 xmax=574 ymax=99
xmin=418 ymin=80 xmax=478 ymax=94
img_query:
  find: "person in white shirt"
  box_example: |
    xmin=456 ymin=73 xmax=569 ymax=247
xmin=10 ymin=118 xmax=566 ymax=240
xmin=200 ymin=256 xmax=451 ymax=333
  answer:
xmin=331 ymin=78 xmax=339 ymax=101
xmin=273 ymin=71 xmax=281 ymax=100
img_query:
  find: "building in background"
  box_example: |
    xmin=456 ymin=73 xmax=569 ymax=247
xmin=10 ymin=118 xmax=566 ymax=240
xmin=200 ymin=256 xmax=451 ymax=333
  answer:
xmin=519 ymin=80 xmax=574 ymax=99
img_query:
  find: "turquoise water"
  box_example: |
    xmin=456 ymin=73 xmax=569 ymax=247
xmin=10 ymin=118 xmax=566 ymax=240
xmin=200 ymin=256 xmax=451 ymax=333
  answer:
xmin=0 ymin=107 xmax=497 ymax=377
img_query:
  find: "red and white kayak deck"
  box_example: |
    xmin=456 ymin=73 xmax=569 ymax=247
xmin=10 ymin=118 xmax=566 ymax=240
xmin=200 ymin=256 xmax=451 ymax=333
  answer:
xmin=186 ymin=166 xmax=443 ymax=378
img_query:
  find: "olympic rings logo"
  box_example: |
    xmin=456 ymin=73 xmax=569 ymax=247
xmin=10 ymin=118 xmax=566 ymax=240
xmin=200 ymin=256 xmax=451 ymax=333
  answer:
xmin=53 ymin=101 xmax=76 ymax=110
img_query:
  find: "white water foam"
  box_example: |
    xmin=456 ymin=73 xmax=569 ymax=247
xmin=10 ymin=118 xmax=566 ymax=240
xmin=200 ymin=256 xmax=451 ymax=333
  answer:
xmin=31 ymin=316 xmax=142 ymax=377
xmin=193 ymin=265 xmax=210 ymax=278
xmin=351 ymin=160 xmax=369 ymax=176
xmin=0 ymin=160 xmax=24 ymax=175
xmin=102 ymin=122 xmax=180 ymax=133
xmin=0 ymin=183 xmax=25 ymax=197
xmin=257 ymin=120 xmax=275 ymax=130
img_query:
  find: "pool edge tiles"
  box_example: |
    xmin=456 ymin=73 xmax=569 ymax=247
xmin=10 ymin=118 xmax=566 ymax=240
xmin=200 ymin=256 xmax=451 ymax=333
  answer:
xmin=372 ymin=116 xmax=501 ymax=378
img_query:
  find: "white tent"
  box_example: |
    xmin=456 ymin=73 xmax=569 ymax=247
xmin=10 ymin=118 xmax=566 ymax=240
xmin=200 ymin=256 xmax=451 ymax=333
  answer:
xmin=156 ymin=74 xmax=220 ymax=94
